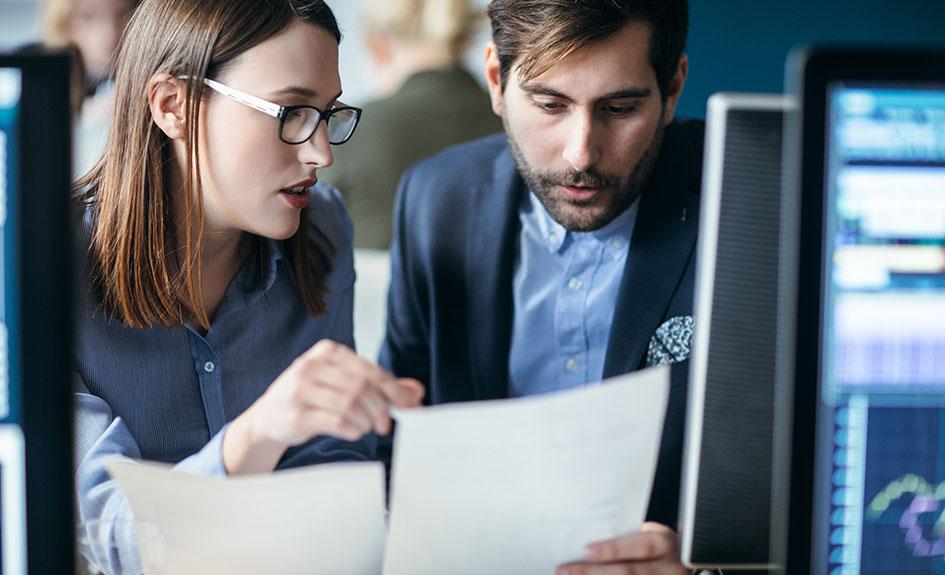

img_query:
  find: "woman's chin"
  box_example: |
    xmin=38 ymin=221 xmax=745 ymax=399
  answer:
xmin=256 ymin=216 xmax=302 ymax=242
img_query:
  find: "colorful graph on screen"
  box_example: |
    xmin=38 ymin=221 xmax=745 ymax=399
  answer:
xmin=821 ymin=81 xmax=945 ymax=575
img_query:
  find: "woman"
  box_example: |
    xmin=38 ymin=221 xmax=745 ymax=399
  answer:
xmin=73 ymin=0 xmax=423 ymax=570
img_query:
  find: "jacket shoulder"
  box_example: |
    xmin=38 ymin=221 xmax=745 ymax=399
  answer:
xmin=402 ymin=133 xmax=508 ymax=192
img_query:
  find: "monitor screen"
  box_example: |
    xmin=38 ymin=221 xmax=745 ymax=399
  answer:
xmin=815 ymin=83 xmax=945 ymax=574
xmin=0 ymin=52 xmax=74 ymax=575
xmin=0 ymin=66 xmax=27 ymax=575
xmin=786 ymin=48 xmax=945 ymax=575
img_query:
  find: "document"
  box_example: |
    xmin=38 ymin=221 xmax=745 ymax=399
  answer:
xmin=107 ymin=365 xmax=669 ymax=574
xmin=107 ymin=460 xmax=386 ymax=575
xmin=383 ymin=365 xmax=671 ymax=575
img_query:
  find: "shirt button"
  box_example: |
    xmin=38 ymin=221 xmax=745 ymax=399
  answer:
xmin=565 ymin=358 xmax=579 ymax=372
xmin=203 ymin=361 xmax=215 ymax=373
xmin=568 ymin=277 xmax=583 ymax=290
xmin=610 ymin=239 xmax=624 ymax=250
xmin=548 ymin=233 xmax=559 ymax=246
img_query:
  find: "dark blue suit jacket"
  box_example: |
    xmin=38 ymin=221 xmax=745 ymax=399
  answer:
xmin=380 ymin=120 xmax=705 ymax=527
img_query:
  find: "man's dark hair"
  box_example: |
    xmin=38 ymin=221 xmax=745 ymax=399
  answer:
xmin=486 ymin=0 xmax=688 ymax=101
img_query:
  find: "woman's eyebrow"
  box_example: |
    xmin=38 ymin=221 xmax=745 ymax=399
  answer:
xmin=267 ymin=86 xmax=344 ymax=102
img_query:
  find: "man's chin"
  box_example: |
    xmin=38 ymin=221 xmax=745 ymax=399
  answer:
xmin=547 ymin=204 xmax=612 ymax=232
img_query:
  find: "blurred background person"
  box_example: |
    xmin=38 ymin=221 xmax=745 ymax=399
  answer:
xmin=41 ymin=0 xmax=137 ymax=177
xmin=321 ymin=0 xmax=502 ymax=249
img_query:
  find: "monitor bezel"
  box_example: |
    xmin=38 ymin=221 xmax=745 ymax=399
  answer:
xmin=785 ymin=46 xmax=945 ymax=575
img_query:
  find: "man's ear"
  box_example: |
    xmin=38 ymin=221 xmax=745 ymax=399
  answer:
xmin=662 ymin=54 xmax=688 ymax=125
xmin=484 ymin=42 xmax=505 ymax=117
xmin=148 ymin=73 xmax=188 ymax=140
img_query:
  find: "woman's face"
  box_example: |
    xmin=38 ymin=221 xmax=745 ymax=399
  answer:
xmin=69 ymin=0 xmax=133 ymax=82
xmin=197 ymin=20 xmax=341 ymax=241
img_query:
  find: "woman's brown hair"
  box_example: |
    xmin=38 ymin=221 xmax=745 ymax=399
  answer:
xmin=75 ymin=0 xmax=342 ymax=330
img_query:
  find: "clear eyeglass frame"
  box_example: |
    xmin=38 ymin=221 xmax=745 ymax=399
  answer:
xmin=201 ymin=77 xmax=362 ymax=145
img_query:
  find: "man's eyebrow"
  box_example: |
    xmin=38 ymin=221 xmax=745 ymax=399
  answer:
xmin=596 ymin=88 xmax=653 ymax=102
xmin=519 ymin=83 xmax=653 ymax=102
xmin=520 ymin=83 xmax=570 ymax=100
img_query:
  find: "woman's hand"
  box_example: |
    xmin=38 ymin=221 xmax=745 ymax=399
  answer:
xmin=222 ymin=339 xmax=424 ymax=474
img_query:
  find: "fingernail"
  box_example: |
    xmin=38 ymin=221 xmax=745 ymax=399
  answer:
xmin=584 ymin=545 xmax=602 ymax=561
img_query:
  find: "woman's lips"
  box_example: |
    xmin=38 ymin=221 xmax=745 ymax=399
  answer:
xmin=284 ymin=178 xmax=317 ymax=190
xmin=279 ymin=189 xmax=310 ymax=209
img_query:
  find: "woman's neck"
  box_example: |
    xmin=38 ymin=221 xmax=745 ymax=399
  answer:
xmin=197 ymin=228 xmax=250 ymax=330
xmin=167 ymin=168 xmax=250 ymax=329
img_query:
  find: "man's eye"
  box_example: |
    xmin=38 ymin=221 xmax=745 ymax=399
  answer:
xmin=604 ymin=104 xmax=637 ymax=116
xmin=534 ymin=100 xmax=564 ymax=112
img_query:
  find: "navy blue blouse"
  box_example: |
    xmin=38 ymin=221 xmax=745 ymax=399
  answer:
xmin=73 ymin=184 xmax=372 ymax=570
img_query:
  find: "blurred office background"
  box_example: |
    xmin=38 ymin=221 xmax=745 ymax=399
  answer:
xmin=6 ymin=0 xmax=945 ymax=117
xmin=2 ymin=0 xmax=944 ymax=360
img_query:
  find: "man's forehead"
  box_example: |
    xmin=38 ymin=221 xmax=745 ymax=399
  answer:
xmin=512 ymin=21 xmax=653 ymax=84
xmin=510 ymin=21 xmax=657 ymax=96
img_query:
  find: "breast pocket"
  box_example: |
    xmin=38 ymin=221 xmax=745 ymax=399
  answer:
xmin=645 ymin=315 xmax=695 ymax=368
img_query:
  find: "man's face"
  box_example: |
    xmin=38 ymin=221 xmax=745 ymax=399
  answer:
xmin=485 ymin=21 xmax=687 ymax=231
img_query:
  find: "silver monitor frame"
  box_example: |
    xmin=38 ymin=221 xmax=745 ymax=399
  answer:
xmin=679 ymin=92 xmax=796 ymax=571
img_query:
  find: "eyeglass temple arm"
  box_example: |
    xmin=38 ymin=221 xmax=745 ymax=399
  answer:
xmin=202 ymin=78 xmax=283 ymax=119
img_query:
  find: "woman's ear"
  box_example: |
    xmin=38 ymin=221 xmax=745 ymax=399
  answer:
xmin=148 ymin=73 xmax=189 ymax=139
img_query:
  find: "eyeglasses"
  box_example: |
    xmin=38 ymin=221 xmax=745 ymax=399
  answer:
xmin=201 ymin=77 xmax=362 ymax=145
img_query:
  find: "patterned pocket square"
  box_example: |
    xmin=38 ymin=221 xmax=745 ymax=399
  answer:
xmin=646 ymin=315 xmax=695 ymax=367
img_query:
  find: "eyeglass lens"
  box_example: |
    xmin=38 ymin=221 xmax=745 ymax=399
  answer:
xmin=282 ymin=108 xmax=359 ymax=145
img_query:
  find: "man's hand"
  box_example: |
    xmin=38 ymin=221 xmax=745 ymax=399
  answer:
xmin=556 ymin=522 xmax=688 ymax=575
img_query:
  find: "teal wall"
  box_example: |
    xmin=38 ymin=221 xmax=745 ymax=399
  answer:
xmin=679 ymin=1 xmax=945 ymax=118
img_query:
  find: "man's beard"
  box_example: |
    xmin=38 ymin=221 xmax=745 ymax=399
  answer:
xmin=504 ymin=117 xmax=665 ymax=232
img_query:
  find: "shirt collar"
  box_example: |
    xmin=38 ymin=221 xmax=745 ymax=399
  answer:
xmin=260 ymin=237 xmax=286 ymax=294
xmin=239 ymin=235 xmax=286 ymax=296
xmin=523 ymin=190 xmax=639 ymax=255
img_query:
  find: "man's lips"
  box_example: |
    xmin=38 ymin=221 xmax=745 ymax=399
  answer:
xmin=560 ymin=185 xmax=603 ymax=201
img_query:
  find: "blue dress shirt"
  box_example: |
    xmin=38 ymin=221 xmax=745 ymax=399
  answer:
xmin=508 ymin=191 xmax=639 ymax=397
xmin=73 ymin=184 xmax=371 ymax=572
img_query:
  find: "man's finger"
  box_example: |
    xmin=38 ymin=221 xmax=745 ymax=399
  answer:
xmin=557 ymin=559 xmax=678 ymax=575
xmin=584 ymin=530 xmax=675 ymax=563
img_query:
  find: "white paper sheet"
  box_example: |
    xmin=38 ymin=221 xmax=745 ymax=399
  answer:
xmin=107 ymin=460 xmax=386 ymax=575
xmin=383 ymin=365 xmax=671 ymax=575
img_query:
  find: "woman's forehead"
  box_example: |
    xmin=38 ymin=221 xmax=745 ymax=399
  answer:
xmin=223 ymin=21 xmax=341 ymax=100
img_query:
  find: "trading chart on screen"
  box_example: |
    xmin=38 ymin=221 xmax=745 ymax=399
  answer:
xmin=822 ymin=87 xmax=945 ymax=575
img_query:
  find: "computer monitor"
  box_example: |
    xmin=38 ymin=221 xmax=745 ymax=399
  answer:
xmin=679 ymin=92 xmax=793 ymax=571
xmin=0 ymin=52 xmax=74 ymax=574
xmin=785 ymin=47 xmax=945 ymax=575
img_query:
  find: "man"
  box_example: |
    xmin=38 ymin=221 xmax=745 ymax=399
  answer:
xmin=380 ymin=1 xmax=701 ymax=573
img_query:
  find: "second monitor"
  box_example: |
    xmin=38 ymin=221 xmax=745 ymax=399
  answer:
xmin=679 ymin=92 xmax=794 ymax=570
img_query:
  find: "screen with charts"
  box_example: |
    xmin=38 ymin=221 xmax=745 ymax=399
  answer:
xmin=819 ymin=85 xmax=945 ymax=575
xmin=0 ymin=66 xmax=27 ymax=575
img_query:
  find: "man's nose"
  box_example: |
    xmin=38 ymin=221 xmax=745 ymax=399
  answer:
xmin=561 ymin=110 xmax=601 ymax=173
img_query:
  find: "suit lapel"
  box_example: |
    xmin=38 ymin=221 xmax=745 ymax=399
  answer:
xmin=464 ymin=146 xmax=523 ymax=400
xmin=603 ymin=123 xmax=702 ymax=378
